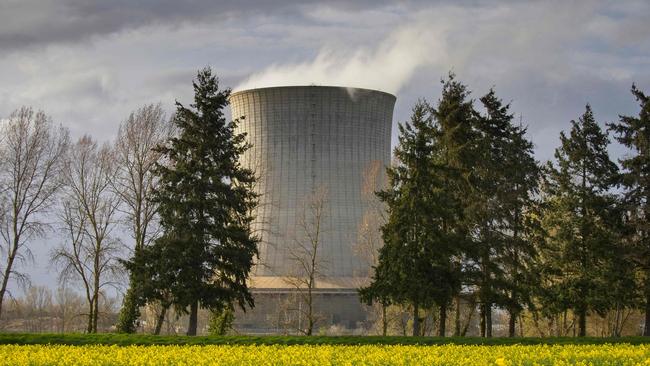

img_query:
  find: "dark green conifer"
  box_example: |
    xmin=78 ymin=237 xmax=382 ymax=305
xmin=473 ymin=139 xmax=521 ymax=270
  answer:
xmin=541 ymin=105 xmax=620 ymax=337
xmin=608 ymin=84 xmax=650 ymax=336
xmin=148 ymin=67 xmax=258 ymax=335
xmin=471 ymin=89 xmax=540 ymax=337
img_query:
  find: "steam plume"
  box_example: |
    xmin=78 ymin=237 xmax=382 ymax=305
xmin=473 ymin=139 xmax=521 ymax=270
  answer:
xmin=235 ymin=24 xmax=445 ymax=94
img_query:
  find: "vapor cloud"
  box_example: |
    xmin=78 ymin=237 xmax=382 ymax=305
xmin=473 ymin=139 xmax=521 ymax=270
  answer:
xmin=236 ymin=23 xmax=445 ymax=94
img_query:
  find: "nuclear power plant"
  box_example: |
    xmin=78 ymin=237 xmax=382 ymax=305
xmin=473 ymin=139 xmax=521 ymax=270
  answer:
xmin=229 ymin=86 xmax=395 ymax=333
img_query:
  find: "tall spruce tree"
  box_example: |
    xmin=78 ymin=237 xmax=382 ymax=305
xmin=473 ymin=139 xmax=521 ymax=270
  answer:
xmin=472 ymin=90 xmax=540 ymax=337
xmin=360 ymin=101 xmax=463 ymax=336
xmin=470 ymin=89 xmax=510 ymax=338
xmin=150 ymin=67 xmax=258 ymax=335
xmin=430 ymin=75 xmax=480 ymax=337
xmin=540 ymin=105 xmax=620 ymax=337
xmin=360 ymin=102 xmax=438 ymax=336
xmin=608 ymin=84 xmax=650 ymax=336
xmin=498 ymin=121 xmax=541 ymax=338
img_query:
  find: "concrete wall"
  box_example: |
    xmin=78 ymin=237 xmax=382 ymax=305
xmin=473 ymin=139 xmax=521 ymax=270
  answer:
xmin=234 ymin=291 xmax=369 ymax=334
xmin=229 ymin=86 xmax=395 ymax=280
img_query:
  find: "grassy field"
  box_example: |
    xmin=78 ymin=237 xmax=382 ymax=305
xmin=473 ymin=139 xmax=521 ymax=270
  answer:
xmin=1 ymin=332 xmax=650 ymax=346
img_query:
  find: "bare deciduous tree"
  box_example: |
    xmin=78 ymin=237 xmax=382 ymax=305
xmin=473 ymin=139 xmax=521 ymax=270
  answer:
xmin=285 ymin=186 xmax=328 ymax=336
xmin=113 ymin=103 xmax=173 ymax=333
xmin=114 ymin=104 xmax=173 ymax=252
xmin=52 ymin=136 xmax=122 ymax=333
xmin=0 ymin=107 xmax=69 ymax=319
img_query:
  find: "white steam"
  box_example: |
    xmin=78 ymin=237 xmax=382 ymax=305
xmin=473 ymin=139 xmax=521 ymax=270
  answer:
xmin=235 ymin=24 xmax=447 ymax=94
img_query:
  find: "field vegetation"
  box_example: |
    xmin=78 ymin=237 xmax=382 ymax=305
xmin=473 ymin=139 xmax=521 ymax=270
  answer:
xmin=3 ymin=343 xmax=650 ymax=365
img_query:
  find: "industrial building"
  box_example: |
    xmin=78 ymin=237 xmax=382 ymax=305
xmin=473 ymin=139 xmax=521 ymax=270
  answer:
xmin=229 ymin=86 xmax=395 ymax=333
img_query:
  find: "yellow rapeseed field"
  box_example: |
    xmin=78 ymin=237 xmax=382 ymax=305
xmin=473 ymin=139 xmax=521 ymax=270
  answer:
xmin=1 ymin=344 xmax=650 ymax=365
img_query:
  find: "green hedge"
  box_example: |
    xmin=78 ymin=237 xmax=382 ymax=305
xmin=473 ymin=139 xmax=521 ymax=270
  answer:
xmin=1 ymin=333 xmax=650 ymax=346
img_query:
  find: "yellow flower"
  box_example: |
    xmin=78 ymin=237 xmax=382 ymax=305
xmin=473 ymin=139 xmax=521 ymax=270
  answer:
xmin=0 ymin=343 xmax=649 ymax=365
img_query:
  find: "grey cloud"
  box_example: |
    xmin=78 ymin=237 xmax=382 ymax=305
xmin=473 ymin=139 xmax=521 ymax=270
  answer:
xmin=0 ymin=0 xmax=416 ymax=52
xmin=0 ymin=0 xmax=282 ymax=51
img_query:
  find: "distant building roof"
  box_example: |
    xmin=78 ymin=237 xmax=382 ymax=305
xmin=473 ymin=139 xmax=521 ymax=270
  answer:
xmin=249 ymin=276 xmax=371 ymax=294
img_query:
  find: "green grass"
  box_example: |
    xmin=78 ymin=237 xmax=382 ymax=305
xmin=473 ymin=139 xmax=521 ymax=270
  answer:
xmin=1 ymin=333 xmax=650 ymax=346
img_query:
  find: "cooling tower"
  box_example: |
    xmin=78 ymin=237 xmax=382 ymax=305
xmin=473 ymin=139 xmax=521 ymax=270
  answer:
xmin=229 ymin=86 xmax=395 ymax=332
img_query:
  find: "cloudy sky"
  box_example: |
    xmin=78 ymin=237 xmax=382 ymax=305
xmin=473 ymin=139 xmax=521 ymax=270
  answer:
xmin=1 ymin=0 xmax=649 ymax=292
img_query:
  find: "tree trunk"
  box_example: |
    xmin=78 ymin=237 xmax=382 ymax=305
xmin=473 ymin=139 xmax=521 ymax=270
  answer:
xmin=461 ymin=299 xmax=476 ymax=336
xmin=508 ymin=309 xmax=516 ymax=337
xmin=642 ymin=291 xmax=650 ymax=336
xmin=486 ymin=303 xmax=492 ymax=337
xmin=93 ymin=240 xmax=101 ymax=333
xmin=93 ymin=290 xmax=99 ymax=333
xmin=306 ymin=291 xmax=314 ymax=336
xmin=480 ymin=303 xmax=486 ymax=337
xmin=578 ymin=163 xmax=587 ymax=339
xmin=0 ymin=246 xmax=17 ymax=320
xmin=412 ymin=303 xmax=420 ymax=337
xmin=87 ymin=300 xmax=94 ymax=333
xmin=578 ymin=306 xmax=587 ymax=337
xmin=187 ymin=301 xmax=198 ymax=336
xmin=154 ymin=304 xmax=168 ymax=335
xmin=454 ymin=297 xmax=461 ymax=336
xmin=438 ymin=303 xmax=447 ymax=337
xmin=307 ymin=316 xmax=314 ymax=336
xmin=381 ymin=302 xmax=388 ymax=336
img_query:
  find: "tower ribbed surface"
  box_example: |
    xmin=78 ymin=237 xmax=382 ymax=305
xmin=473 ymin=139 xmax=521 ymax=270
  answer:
xmin=230 ymin=86 xmax=395 ymax=286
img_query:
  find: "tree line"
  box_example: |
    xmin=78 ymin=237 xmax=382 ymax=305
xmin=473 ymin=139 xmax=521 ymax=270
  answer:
xmin=360 ymin=74 xmax=650 ymax=337
xmin=1 ymin=67 xmax=649 ymax=337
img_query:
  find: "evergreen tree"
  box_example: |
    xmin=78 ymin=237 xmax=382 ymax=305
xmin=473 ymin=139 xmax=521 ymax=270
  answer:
xmin=360 ymin=101 xmax=463 ymax=336
xmin=499 ymin=125 xmax=541 ymax=337
xmin=540 ymin=105 xmax=620 ymax=336
xmin=608 ymin=84 xmax=650 ymax=336
xmin=471 ymin=90 xmax=540 ymax=337
xmin=429 ymin=75 xmax=479 ymax=336
xmin=363 ymin=76 xmax=546 ymax=338
xmin=150 ymin=67 xmax=258 ymax=335
xmin=469 ymin=89 xmax=511 ymax=337
xmin=123 ymin=235 xmax=178 ymax=334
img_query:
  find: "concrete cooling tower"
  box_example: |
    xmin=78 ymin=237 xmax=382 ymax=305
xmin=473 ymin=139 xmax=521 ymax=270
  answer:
xmin=229 ymin=86 xmax=395 ymax=332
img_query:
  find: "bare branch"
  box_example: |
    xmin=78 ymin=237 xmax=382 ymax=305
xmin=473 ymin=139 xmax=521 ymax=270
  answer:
xmin=0 ymin=107 xmax=69 ymax=319
xmin=283 ymin=185 xmax=328 ymax=335
xmin=113 ymin=104 xmax=174 ymax=253
xmin=51 ymin=136 xmax=122 ymax=333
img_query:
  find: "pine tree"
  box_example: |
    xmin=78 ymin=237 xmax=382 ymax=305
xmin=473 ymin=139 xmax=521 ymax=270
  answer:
xmin=540 ymin=105 xmax=620 ymax=336
xmin=608 ymin=84 xmax=650 ymax=336
xmin=149 ymin=67 xmax=258 ymax=335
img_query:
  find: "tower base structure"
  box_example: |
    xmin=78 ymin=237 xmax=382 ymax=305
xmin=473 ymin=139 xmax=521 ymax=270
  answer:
xmin=234 ymin=276 xmax=371 ymax=334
